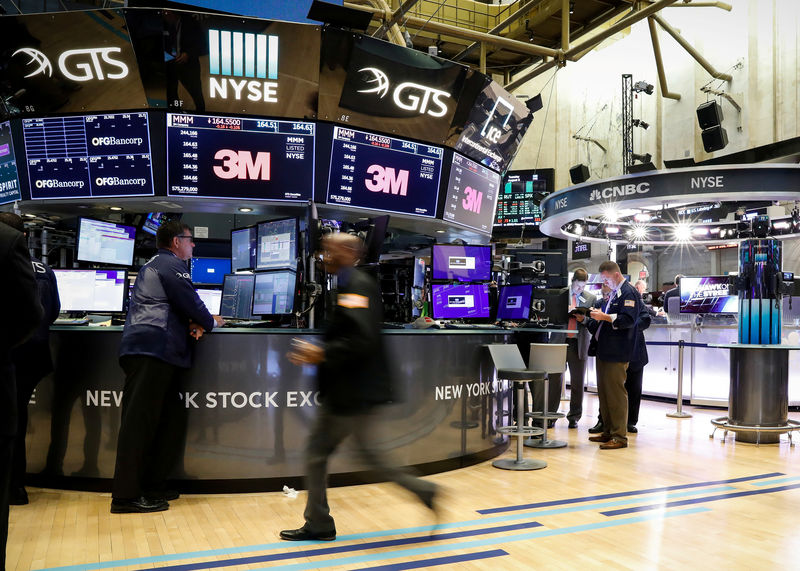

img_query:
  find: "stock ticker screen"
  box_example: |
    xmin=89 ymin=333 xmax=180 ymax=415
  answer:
xmin=326 ymin=126 xmax=442 ymax=217
xmin=23 ymin=113 xmax=154 ymax=199
xmin=442 ymin=152 xmax=500 ymax=234
xmin=494 ymin=169 xmax=553 ymax=232
xmin=0 ymin=122 xmax=21 ymax=205
xmin=166 ymin=114 xmax=315 ymax=201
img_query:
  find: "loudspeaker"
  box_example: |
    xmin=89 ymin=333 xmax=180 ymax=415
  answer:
xmin=525 ymin=94 xmax=543 ymax=114
xmin=569 ymin=164 xmax=590 ymax=184
xmin=697 ymin=100 xmax=724 ymax=129
xmin=701 ymin=125 xmax=728 ymax=152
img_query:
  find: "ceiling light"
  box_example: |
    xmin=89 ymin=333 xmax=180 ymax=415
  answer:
xmin=436 ymin=229 xmax=446 ymax=233
xmin=109 ymin=206 xmax=122 ymax=211
xmin=605 ymin=226 xmax=620 ymax=234
xmin=632 ymin=226 xmax=648 ymax=240
xmin=569 ymin=1 xmax=575 ymax=14
xmin=574 ymin=223 xmax=583 ymax=235
xmin=692 ymin=227 xmax=709 ymax=236
xmin=674 ymin=224 xmax=692 ymax=241
xmin=773 ymin=221 xmax=790 ymax=230
xmin=603 ymin=207 xmax=618 ymax=223
xmin=238 ymin=207 xmax=253 ymax=213
xmin=633 ymin=212 xmax=651 ymax=223
xmin=709 ymin=227 xmax=721 ymax=234
xmin=23 ymin=213 xmax=35 ymax=218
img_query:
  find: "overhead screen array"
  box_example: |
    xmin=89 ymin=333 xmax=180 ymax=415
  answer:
xmin=0 ymin=122 xmax=21 ymax=205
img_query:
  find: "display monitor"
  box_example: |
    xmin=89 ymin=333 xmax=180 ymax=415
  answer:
xmin=431 ymin=283 xmax=491 ymax=320
xmin=166 ymin=114 xmax=315 ymax=201
xmin=256 ymin=218 xmax=298 ymax=270
xmin=494 ymin=169 xmax=554 ymax=231
xmin=431 ymin=244 xmax=492 ymax=282
xmin=0 ymin=121 xmax=21 ymax=205
xmin=680 ymin=276 xmax=738 ymax=313
xmin=532 ymin=288 xmax=569 ymax=326
xmin=77 ymin=218 xmax=136 ymax=266
xmin=141 ymin=213 xmax=177 ymax=236
xmin=497 ymin=284 xmax=533 ymax=321
xmin=252 ymin=270 xmax=297 ymax=316
xmin=23 ymin=113 xmax=154 ymax=199
xmin=442 ymin=152 xmax=501 ymax=234
xmin=54 ymin=269 xmax=128 ymax=312
xmin=326 ymin=126 xmax=442 ymax=218
xmin=220 ymin=273 xmax=257 ymax=320
xmin=196 ymin=288 xmax=222 ymax=314
xmin=190 ymin=257 xmax=232 ymax=285
xmin=231 ymin=226 xmax=258 ymax=271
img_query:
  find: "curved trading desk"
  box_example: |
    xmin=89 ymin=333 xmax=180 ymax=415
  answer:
xmin=24 ymin=327 xmax=511 ymax=493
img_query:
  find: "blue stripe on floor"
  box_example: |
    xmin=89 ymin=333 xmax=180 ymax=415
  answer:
xmin=751 ymin=476 xmax=800 ymax=487
xmin=352 ymin=549 xmax=509 ymax=570
xmin=249 ymin=507 xmax=711 ymax=570
xmin=600 ymin=483 xmax=800 ymax=517
xmin=146 ymin=521 xmax=542 ymax=571
xmin=476 ymin=472 xmax=784 ymax=514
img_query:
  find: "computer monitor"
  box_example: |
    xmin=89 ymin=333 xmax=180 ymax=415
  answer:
xmin=497 ymin=284 xmax=533 ymax=321
xmin=196 ymin=288 xmax=222 ymax=315
xmin=431 ymin=283 xmax=491 ymax=320
xmin=54 ymin=269 xmax=128 ymax=312
xmin=231 ymin=226 xmax=257 ymax=272
xmin=680 ymin=276 xmax=738 ymax=313
xmin=256 ymin=218 xmax=299 ymax=270
xmin=252 ymin=270 xmax=297 ymax=316
xmin=142 ymin=212 xmax=182 ymax=236
xmin=431 ymin=244 xmax=492 ymax=282
xmin=190 ymin=257 xmax=232 ymax=286
xmin=532 ymin=288 xmax=569 ymax=325
xmin=76 ymin=218 xmax=136 ymax=266
xmin=220 ymin=274 xmax=257 ymax=320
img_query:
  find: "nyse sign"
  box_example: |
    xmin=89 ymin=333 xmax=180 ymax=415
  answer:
xmin=208 ymin=29 xmax=279 ymax=103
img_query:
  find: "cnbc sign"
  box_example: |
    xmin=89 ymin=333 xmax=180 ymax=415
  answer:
xmin=208 ymin=29 xmax=279 ymax=103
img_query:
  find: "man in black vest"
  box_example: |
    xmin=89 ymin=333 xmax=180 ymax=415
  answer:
xmin=280 ymin=233 xmax=437 ymax=542
xmin=0 ymin=220 xmax=42 ymax=568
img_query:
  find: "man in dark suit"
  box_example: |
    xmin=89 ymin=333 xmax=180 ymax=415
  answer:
xmin=626 ymin=302 xmax=652 ymax=433
xmin=280 ymin=233 xmax=437 ymax=542
xmin=563 ymin=268 xmax=596 ymax=428
xmin=662 ymin=274 xmax=683 ymax=313
xmin=0 ymin=220 xmax=43 ymax=568
xmin=576 ymin=261 xmax=641 ymax=450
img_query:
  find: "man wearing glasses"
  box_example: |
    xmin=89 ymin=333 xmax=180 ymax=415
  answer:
xmin=111 ymin=221 xmax=224 ymax=513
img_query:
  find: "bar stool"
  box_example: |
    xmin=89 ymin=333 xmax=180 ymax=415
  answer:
xmin=525 ymin=342 xmax=568 ymax=449
xmin=486 ymin=345 xmax=546 ymax=471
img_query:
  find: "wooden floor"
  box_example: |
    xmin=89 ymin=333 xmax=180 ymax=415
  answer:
xmin=8 ymin=395 xmax=800 ymax=570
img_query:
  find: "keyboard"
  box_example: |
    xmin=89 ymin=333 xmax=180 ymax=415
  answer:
xmin=53 ymin=317 xmax=89 ymax=326
xmin=381 ymin=322 xmax=407 ymax=329
xmin=221 ymin=320 xmax=272 ymax=328
xmin=444 ymin=323 xmax=504 ymax=330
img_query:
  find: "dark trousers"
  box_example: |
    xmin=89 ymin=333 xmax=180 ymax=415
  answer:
xmin=303 ymin=405 xmax=435 ymax=533
xmin=11 ymin=369 xmax=44 ymax=490
xmin=565 ymin=338 xmax=586 ymax=422
xmin=596 ymin=360 xmax=629 ymax=443
xmin=112 ymin=355 xmax=188 ymax=500
xmin=0 ymin=436 xmax=12 ymax=570
xmin=625 ymin=366 xmax=644 ymax=426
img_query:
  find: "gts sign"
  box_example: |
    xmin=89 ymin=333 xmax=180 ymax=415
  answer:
xmin=356 ymin=67 xmax=451 ymax=118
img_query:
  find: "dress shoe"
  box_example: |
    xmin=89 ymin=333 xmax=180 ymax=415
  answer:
xmin=568 ymin=420 xmax=578 ymax=429
xmin=588 ymin=422 xmax=604 ymax=434
xmin=9 ymin=487 xmax=29 ymax=506
xmin=279 ymin=527 xmax=336 ymax=541
xmin=146 ymin=490 xmax=180 ymax=502
xmin=588 ymin=434 xmax=612 ymax=443
xmin=627 ymin=424 xmax=638 ymax=433
xmin=110 ymin=497 xmax=168 ymax=514
xmin=599 ymin=439 xmax=628 ymax=450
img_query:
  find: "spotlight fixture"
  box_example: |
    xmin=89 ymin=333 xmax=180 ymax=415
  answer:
xmin=603 ymin=208 xmax=619 ymax=223
xmin=692 ymin=227 xmax=709 ymax=236
xmin=633 ymin=80 xmax=654 ymax=95
xmin=238 ymin=207 xmax=253 ymax=213
xmin=632 ymin=119 xmax=649 ymax=130
xmin=109 ymin=206 xmax=122 ymax=211
xmin=574 ymin=223 xmax=583 ymax=235
xmin=633 ymin=212 xmax=651 ymax=223
xmin=631 ymin=152 xmax=652 ymax=164
xmin=569 ymin=1 xmax=575 ymax=14
xmin=605 ymin=226 xmax=620 ymax=234
xmin=632 ymin=226 xmax=648 ymax=240
xmin=673 ymin=224 xmax=692 ymax=241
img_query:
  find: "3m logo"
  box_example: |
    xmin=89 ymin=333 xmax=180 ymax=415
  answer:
xmin=590 ymin=189 xmax=601 ymax=201
xmin=365 ymin=165 xmax=409 ymax=196
xmin=13 ymin=46 xmax=128 ymax=82
xmin=213 ymin=150 xmax=271 ymax=180
xmin=208 ymin=29 xmax=279 ymax=102
xmin=462 ymin=186 xmax=483 ymax=214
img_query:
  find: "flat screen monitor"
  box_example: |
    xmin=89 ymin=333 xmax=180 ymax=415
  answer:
xmin=76 ymin=218 xmax=136 ymax=266
xmin=166 ymin=114 xmax=315 ymax=201
xmin=231 ymin=226 xmax=257 ymax=271
xmin=142 ymin=213 xmax=176 ymax=236
xmin=532 ymin=288 xmax=569 ymax=326
xmin=220 ymin=273 xmax=257 ymax=320
xmin=23 ymin=113 xmax=155 ymax=199
xmin=680 ymin=276 xmax=738 ymax=313
xmin=196 ymin=288 xmax=222 ymax=314
xmin=190 ymin=257 xmax=232 ymax=285
xmin=497 ymin=284 xmax=533 ymax=321
xmin=252 ymin=270 xmax=297 ymax=316
xmin=442 ymin=152 xmax=501 ymax=234
xmin=326 ymin=126 xmax=442 ymax=218
xmin=431 ymin=283 xmax=491 ymax=320
xmin=256 ymin=218 xmax=298 ymax=270
xmin=494 ymin=169 xmax=554 ymax=230
xmin=0 ymin=121 xmax=21 ymax=205
xmin=431 ymin=244 xmax=492 ymax=282
xmin=54 ymin=269 xmax=128 ymax=312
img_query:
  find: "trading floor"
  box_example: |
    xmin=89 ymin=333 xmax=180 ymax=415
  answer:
xmin=8 ymin=395 xmax=800 ymax=570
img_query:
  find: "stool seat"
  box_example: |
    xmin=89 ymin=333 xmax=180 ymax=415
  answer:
xmin=526 ymin=412 xmax=567 ymax=420
xmin=497 ymin=368 xmax=546 ymax=381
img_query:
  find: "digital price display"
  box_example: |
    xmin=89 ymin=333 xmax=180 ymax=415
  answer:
xmin=0 ymin=122 xmax=21 ymax=205
xmin=23 ymin=113 xmax=154 ymax=200
xmin=166 ymin=114 xmax=314 ymax=201
xmin=495 ymin=179 xmax=545 ymax=227
xmin=327 ymin=126 xmax=442 ymax=217
xmin=442 ymin=152 xmax=500 ymax=234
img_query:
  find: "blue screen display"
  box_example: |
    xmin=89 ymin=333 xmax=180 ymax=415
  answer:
xmin=680 ymin=276 xmax=738 ymax=313
xmin=23 ymin=113 xmax=154 ymax=199
xmin=431 ymin=244 xmax=492 ymax=282
xmin=497 ymin=284 xmax=533 ymax=320
xmin=431 ymin=283 xmax=491 ymax=320
xmin=191 ymin=258 xmax=232 ymax=285
xmin=326 ymin=126 xmax=442 ymax=217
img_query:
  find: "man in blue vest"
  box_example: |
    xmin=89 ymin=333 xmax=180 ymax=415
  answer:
xmin=575 ymin=261 xmax=641 ymax=449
